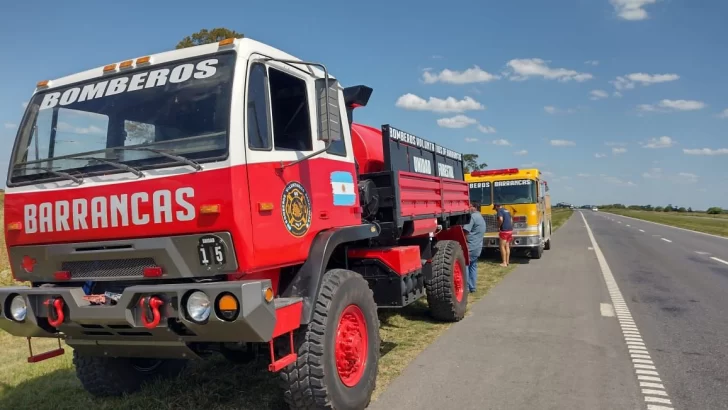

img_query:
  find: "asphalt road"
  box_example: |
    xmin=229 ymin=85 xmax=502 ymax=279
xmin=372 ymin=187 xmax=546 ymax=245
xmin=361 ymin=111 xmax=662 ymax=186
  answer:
xmin=585 ymin=210 xmax=728 ymax=410
xmin=368 ymin=213 xmax=644 ymax=410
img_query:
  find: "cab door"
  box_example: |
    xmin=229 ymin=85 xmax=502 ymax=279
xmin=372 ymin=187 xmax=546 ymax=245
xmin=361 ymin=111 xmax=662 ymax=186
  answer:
xmin=243 ymin=55 xmax=359 ymax=269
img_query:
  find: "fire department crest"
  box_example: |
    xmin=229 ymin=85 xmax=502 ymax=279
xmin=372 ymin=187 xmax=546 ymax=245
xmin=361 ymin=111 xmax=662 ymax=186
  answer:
xmin=281 ymin=181 xmax=311 ymax=237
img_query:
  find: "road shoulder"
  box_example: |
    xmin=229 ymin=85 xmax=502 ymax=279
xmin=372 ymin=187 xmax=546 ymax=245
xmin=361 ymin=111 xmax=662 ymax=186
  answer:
xmin=367 ymin=214 xmax=642 ymax=410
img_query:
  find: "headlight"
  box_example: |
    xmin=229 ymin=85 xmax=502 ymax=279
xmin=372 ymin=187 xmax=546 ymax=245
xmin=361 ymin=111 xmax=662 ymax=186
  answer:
xmin=10 ymin=295 xmax=27 ymax=322
xmin=186 ymin=291 xmax=211 ymax=322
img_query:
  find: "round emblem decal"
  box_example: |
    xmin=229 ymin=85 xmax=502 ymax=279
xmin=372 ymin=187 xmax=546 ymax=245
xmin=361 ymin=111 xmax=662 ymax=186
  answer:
xmin=281 ymin=181 xmax=312 ymax=237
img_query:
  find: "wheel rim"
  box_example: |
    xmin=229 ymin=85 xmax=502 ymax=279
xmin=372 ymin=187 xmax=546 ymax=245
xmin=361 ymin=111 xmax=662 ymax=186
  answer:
xmin=335 ymin=304 xmax=368 ymax=387
xmin=453 ymin=261 xmax=465 ymax=302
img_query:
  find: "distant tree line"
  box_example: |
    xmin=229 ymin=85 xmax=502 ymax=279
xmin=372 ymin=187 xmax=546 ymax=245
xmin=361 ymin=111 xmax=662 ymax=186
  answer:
xmin=598 ymin=203 xmax=724 ymax=214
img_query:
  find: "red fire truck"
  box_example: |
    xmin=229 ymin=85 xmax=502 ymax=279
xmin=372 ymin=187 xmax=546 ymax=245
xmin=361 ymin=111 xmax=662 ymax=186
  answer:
xmin=1 ymin=36 xmax=472 ymax=409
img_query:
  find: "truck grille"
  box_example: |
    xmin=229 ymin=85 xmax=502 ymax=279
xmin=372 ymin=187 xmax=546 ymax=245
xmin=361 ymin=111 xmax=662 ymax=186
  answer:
xmin=62 ymin=258 xmax=157 ymax=279
xmin=483 ymin=215 xmax=499 ymax=233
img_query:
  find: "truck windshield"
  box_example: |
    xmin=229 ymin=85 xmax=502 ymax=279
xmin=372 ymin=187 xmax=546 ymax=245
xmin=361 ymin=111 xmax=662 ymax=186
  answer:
xmin=8 ymin=52 xmax=235 ymax=185
xmin=468 ymin=181 xmax=492 ymax=205
xmin=493 ymin=179 xmax=537 ymax=204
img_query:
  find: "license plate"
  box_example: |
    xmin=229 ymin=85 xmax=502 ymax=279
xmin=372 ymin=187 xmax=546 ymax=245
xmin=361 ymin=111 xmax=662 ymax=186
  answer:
xmin=198 ymin=235 xmax=226 ymax=266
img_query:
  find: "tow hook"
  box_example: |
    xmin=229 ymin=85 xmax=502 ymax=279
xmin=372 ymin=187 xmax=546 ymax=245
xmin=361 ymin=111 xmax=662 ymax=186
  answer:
xmin=45 ymin=297 xmax=65 ymax=328
xmin=139 ymin=296 xmax=164 ymax=329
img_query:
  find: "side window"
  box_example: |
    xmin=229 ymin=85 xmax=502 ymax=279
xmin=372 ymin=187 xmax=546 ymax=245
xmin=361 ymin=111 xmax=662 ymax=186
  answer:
xmin=247 ymin=63 xmax=271 ymax=150
xmin=269 ymin=67 xmax=313 ymax=151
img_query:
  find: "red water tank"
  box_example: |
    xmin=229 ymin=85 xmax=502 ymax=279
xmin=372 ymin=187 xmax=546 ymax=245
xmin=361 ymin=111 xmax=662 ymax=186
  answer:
xmin=350 ymin=123 xmax=384 ymax=174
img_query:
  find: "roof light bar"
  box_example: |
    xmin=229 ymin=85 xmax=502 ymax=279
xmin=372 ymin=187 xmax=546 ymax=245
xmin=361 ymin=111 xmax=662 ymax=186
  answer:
xmin=470 ymin=168 xmax=519 ymax=177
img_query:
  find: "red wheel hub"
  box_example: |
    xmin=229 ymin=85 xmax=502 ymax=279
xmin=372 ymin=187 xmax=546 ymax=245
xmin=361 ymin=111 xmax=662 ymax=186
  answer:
xmin=335 ymin=304 xmax=368 ymax=387
xmin=453 ymin=262 xmax=465 ymax=302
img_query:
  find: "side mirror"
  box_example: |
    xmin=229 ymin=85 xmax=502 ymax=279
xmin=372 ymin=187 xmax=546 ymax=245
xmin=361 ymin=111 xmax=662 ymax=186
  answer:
xmin=315 ymin=77 xmax=341 ymax=142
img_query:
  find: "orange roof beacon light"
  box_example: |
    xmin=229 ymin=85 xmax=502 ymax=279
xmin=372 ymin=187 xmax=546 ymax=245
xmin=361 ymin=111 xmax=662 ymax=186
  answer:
xmin=36 ymin=80 xmax=50 ymax=88
xmin=218 ymin=38 xmax=235 ymax=47
xmin=103 ymin=63 xmax=117 ymax=73
xmin=119 ymin=60 xmax=134 ymax=69
xmin=136 ymin=56 xmax=151 ymax=65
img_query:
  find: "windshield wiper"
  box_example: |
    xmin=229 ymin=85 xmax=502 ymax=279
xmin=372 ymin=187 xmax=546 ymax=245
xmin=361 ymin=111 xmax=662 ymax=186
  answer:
xmin=24 ymin=166 xmax=84 ymax=184
xmin=113 ymin=147 xmax=203 ymax=171
xmin=85 ymin=157 xmax=144 ymax=178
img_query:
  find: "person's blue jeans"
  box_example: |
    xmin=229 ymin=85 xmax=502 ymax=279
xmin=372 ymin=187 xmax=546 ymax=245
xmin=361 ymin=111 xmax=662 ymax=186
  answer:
xmin=467 ymin=254 xmax=479 ymax=292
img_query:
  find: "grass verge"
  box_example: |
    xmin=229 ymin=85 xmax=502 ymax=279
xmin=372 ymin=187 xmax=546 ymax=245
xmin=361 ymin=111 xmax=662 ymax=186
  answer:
xmin=551 ymin=208 xmax=573 ymax=232
xmin=603 ymin=209 xmax=728 ymax=238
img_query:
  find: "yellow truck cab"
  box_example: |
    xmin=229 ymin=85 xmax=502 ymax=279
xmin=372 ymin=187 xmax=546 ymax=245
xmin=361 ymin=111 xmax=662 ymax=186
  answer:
xmin=465 ymin=168 xmax=552 ymax=259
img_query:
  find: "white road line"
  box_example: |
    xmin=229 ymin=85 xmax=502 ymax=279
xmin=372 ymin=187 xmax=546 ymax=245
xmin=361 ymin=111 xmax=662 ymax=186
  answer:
xmin=641 ymin=382 xmax=666 ymax=389
xmin=647 ymin=405 xmax=674 ymax=410
xmin=600 ymin=303 xmax=615 ymax=317
xmin=710 ymin=257 xmax=728 ymax=266
xmin=605 ymin=211 xmax=728 ymax=241
xmin=639 ymin=375 xmax=662 ymax=382
xmin=661 ymin=238 xmax=672 ymax=243
xmin=695 ymin=251 xmax=710 ymax=255
xmin=579 ymin=212 xmax=673 ymax=409
xmin=627 ymin=224 xmax=631 ymax=227
xmin=639 ymin=229 xmax=645 ymax=233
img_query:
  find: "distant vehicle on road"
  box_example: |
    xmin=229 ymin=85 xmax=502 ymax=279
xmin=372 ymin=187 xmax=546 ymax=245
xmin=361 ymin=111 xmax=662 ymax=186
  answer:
xmin=592 ymin=207 xmax=599 ymax=212
xmin=466 ymin=168 xmax=552 ymax=259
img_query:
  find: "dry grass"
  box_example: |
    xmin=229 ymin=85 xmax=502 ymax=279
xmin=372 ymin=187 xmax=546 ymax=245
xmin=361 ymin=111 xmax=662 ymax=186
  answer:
xmin=0 ymin=192 xmax=10 ymax=283
xmin=551 ymin=208 xmax=573 ymax=232
xmin=604 ymin=209 xmax=728 ymax=237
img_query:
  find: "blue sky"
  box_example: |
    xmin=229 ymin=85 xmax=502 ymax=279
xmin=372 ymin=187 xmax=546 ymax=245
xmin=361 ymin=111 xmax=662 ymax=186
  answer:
xmin=1 ymin=0 xmax=727 ymax=209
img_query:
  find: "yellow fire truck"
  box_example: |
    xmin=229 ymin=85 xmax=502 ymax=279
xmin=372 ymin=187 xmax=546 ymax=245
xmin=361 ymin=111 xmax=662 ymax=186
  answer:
xmin=465 ymin=168 xmax=552 ymax=259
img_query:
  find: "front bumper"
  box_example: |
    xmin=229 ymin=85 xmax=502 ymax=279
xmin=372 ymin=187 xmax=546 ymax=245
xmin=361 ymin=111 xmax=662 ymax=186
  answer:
xmin=482 ymin=234 xmax=542 ymax=248
xmin=0 ymin=280 xmax=288 ymax=358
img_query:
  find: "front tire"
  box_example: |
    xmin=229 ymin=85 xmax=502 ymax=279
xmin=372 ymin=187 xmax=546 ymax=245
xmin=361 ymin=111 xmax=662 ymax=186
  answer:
xmin=280 ymin=269 xmax=380 ymax=410
xmin=425 ymin=240 xmax=468 ymax=322
xmin=73 ymin=351 xmax=187 ymax=397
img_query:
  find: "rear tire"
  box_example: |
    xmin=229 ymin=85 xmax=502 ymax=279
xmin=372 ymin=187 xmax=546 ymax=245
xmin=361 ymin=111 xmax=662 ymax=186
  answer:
xmin=426 ymin=240 xmax=468 ymax=322
xmin=73 ymin=351 xmax=187 ymax=397
xmin=279 ymin=269 xmax=380 ymax=410
xmin=544 ymin=222 xmax=552 ymax=250
xmin=530 ymin=245 xmax=543 ymax=259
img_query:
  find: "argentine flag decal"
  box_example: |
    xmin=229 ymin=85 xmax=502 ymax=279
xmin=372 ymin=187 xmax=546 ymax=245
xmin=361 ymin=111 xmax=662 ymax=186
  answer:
xmin=330 ymin=171 xmax=356 ymax=206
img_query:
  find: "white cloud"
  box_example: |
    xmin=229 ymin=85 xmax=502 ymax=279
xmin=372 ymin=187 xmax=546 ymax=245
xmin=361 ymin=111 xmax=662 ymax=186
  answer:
xmin=612 ymin=147 xmax=627 ymax=154
xmin=544 ymin=105 xmax=576 ymax=115
xmin=504 ymin=58 xmax=593 ymax=82
xmin=605 ymin=141 xmax=628 ymax=146
xmin=718 ymin=108 xmax=728 ymax=119
xmin=514 ymin=150 xmax=528 ymax=156
xmin=590 ymin=90 xmax=609 ymax=100
xmin=683 ymin=148 xmax=728 ymax=156
xmin=395 ymin=93 xmax=485 ymax=113
xmin=585 ymin=60 xmax=600 ymax=66
xmin=21 ymin=102 xmax=28 ymax=108
xmin=4 ymin=123 xmax=17 ymax=129
xmin=659 ymin=99 xmax=706 ymax=111
xmin=638 ymin=99 xmax=706 ymax=113
xmin=643 ymin=136 xmax=676 ymax=148
xmin=464 ymin=137 xmax=479 ymax=143
xmin=423 ymin=66 xmax=500 ymax=84
xmin=541 ymin=170 xmax=555 ymax=177
xmin=577 ymin=173 xmax=591 ymax=177
xmin=595 ymin=153 xmax=607 ymax=158
xmin=611 ymin=72 xmax=678 ymax=93
xmin=477 ymin=124 xmax=497 ymax=134
xmin=674 ymin=172 xmax=698 ymax=184
xmin=550 ymin=139 xmax=576 ymax=146
xmin=610 ymin=0 xmax=659 ymax=21
xmin=437 ymin=114 xmax=478 ymax=128
xmin=603 ymin=175 xmax=637 ymax=186
xmin=492 ymin=139 xmax=511 ymax=146
xmin=521 ymin=162 xmax=542 ymax=167
xmin=642 ymin=167 xmax=663 ymax=179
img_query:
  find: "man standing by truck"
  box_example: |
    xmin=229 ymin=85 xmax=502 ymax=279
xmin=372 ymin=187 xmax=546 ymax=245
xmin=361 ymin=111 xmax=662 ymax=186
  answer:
xmin=464 ymin=201 xmax=486 ymax=293
xmin=494 ymin=203 xmax=513 ymax=267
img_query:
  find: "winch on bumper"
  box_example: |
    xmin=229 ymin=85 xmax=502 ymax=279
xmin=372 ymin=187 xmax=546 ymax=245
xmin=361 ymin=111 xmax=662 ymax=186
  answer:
xmin=0 ymin=280 xmax=301 ymax=359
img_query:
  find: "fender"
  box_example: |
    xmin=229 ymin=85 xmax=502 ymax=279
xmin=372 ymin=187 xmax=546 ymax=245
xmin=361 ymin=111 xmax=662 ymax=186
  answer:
xmin=435 ymin=225 xmax=470 ymax=265
xmin=280 ymin=223 xmax=380 ymax=325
